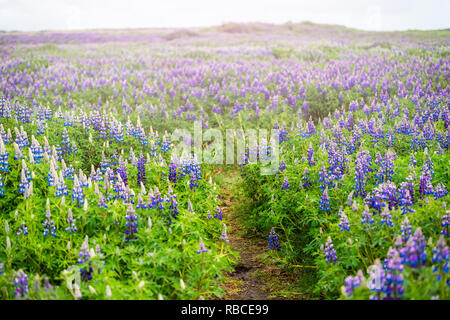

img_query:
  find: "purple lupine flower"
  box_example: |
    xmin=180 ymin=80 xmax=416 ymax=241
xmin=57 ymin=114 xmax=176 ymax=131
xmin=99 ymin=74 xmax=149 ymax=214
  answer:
xmin=383 ymin=249 xmax=404 ymax=299
xmin=343 ymin=270 xmax=364 ymax=296
xmin=78 ymin=238 xmax=93 ymax=281
xmin=338 ymin=210 xmax=350 ymax=231
xmin=43 ymin=202 xmax=56 ymax=237
xmin=375 ymin=150 xmax=397 ymax=185
xmin=319 ymin=163 xmax=331 ymax=192
xmin=169 ymin=161 xmax=177 ymax=185
xmin=400 ymin=217 xmax=412 ymax=244
xmin=361 ymin=205 xmax=374 ymax=227
xmin=65 ymin=208 xmax=77 ymax=234
xmin=442 ymin=213 xmax=449 ymax=238
xmin=0 ymin=173 xmax=4 ymax=197
xmin=319 ymin=187 xmax=330 ymax=212
xmin=431 ymin=235 xmax=449 ymax=282
xmin=399 ymin=228 xmax=427 ymax=268
xmin=324 ymin=237 xmax=337 ymax=262
xmin=72 ymin=175 xmax=85 ymax=207
xmin=268 ymin=227 xmax=280 ymax=250
xmin=302 ymin=167 xmax=311 ymax=188
xmin=434 ymin=183 xmax=448 ymax=200
xmin=380 ymin=206 xmax=394 ymax=227
xmin=125 ymin=204 xmax=138 ymax=242
xmin=0 ymin=138 xmax=9 ymax=173
xmin=399 ymin=189 xmax=414 ymax=215
xmin=137 ymin=152 xmax=146 ymax=187
xmin=117 ymin=157 xmax=128 ymax=187
xmin=197 ymin=238 xmax=208 ymax=254
xmin=346 ymin=190 xmax=354 ymax=206
xmin=214 ymin=206 xmax=223 ymax=221
xmin=307 ymin=142 xmax=315 ymax=166
xmin=14 ymin=269 xmax=29 ymax=299
xmin=279 ymin=157 xmax=286 ymax=172
xmin=281 ymin=176 xmax=289 ymax=190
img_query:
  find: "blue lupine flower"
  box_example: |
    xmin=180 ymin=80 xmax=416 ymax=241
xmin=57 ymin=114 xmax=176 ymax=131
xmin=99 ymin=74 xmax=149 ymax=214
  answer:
xmin=361 ymin=205 xmax=374 ymax=227
xmin=279 ymin=157 xmax=286 ymax=172
xmin=17 ymin=222 xmax=28 ymax=236
xmin=442 ymin=214 xmax=449 ymax=238
xmin=197 ymin=238 xmax=208 ymax=254
xmin=125 ymin=204 xmax=138 ymax=242
xmin=72 ymin=176 xmax=85 ymax=207
xmin=399 ymin=228 xmax=427 ymax=268
xmin=380 ymin=206 xmax=394 ymax=227
xmin=432 ymin=235 xmax=449 ymax=282
xmin=65 ymin=208 xmax=77 ymax=234
xmin=307 ymin=142 xmax=315 ymax=166
xmin=268 ymin=227 xmax=280 ymax=250
xmin=338 ymin=211 xmax=350 ymax=231
xmin=137 ymin=152 xmax=146 ymax=186
xmin=0 ymin=173 xmax=4 ymax=197
xmin=14 ymin=269 xmax=29 ymax=299
xmin=215 ymin=206 xmax=223 ymax=221
xmin=343 ymin=270 xmax=364 ymax=296
xmin=0 ymin=138 xmax=9 ymax=173
xmin=382 ymin=249 xmax=404 ymax=299
xmin=43 ymin=203 xmax=56 ymax=237
xmin=434 ymin=183 xmax=448 ymax=200
xmin=281 ymin=176 xmax=289 ymax=190
xmin=324 ymin=237 xmax=337 ymax=262
xmin=319 ymin=188 xmax=330 ymax=212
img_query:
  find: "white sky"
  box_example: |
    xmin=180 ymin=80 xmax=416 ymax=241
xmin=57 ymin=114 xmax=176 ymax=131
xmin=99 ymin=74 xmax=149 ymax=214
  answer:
xmin=0 ymin=0 xmax=448 ymax=32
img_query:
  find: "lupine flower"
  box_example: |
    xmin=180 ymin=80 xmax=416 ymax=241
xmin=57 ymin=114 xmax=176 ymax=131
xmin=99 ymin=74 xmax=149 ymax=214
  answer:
xmin=400 ymin=217 xmax=412 ymax=243
xmin=343 ymin=270 xmax=365 ymax=296
xmin=324 ymin=236 xmax=337 ymax=262
xmin=383 ymin=248 xmax=404 ymax=299
xmin=380 ymin=206 xmax=394 ymax=227
xmin=307 ymin=142 xmax=315 ymax=166
xmin=215 ymin=206 xmax=223 ymax=221
xmin=137 ymin=152 xmax=146 ymax=186
xmin=281 ymin=176 xmax=289 ymax=190
xmin=442 ymin=213 xmax=449 ymax=238
xmin=375 ymin=150 xmax=397 ymax=185
xmin=78 ymin=238 xmax=93 ymax=282
xmin=279 ymin=157 xmax=286 ymax=172
xmin=346 ymin=190 xmax=354 ymax=206
xmin=319 ymin=187 xmax=330 ymax=212
xmin=220 ymin=223 xmax=229 ymax=242
xmin=72 ymin=175 xmax=85 ymax=207
xmin=0 ymin=173 xmax=4 ymax=197
xmin=338 ymin=211 xmax=350 ymax=231
xmin=125 ymin=204 xmax=138 ymax=242
xmin=434 ymin=183 xmax=448 ymax=200
xmin=399 ymin=228 xmax=427 ymax=268
xmin=268 ymin=227 xmax=280 ymax=250
xmin=169 ymin=161 xmax=177 ymax=185
xmin=431 ymin=235 xmax=449 ymax=282
xmin=302 ymin=167 xmax=311 ymax=188
xmin=17 ymin=222 xmax=28 ymax=236
xmin=0 ymin=138 xmax=9 ymax=173
xmin=43 ymin=201 xmax=56 ymax=237
xmin=399 ymin=189 xmax=414 ymax=215
xmin=65 ymin=208 xmax=77 ymax=234
xmin=197 ymin=238 xmax=208 ymax=254
xmin=361 ymin=205 xmax=374 ymax=227
xmin=14 ymin=269 xmax=29 ymax=299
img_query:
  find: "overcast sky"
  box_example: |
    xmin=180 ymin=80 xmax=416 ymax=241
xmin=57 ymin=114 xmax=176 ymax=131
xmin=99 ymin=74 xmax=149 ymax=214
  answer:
xmin=0 ymin=0 xmax=448 ymax=32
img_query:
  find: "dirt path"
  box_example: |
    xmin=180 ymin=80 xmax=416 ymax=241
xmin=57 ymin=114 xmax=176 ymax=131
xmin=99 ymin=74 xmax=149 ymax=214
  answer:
xmin=220 ymin=194 xmax=271 ymax=300
xmin=214 ymin=167 xmax=308 ymax=300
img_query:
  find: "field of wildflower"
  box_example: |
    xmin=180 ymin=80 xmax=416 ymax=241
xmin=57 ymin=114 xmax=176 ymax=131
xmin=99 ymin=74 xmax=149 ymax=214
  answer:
xmin=0 ymin=22 xmax=449 ymax=300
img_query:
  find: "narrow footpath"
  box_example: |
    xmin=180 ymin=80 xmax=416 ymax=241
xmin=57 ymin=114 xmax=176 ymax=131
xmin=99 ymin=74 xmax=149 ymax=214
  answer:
xmin=214 ymin=168 xmax=307 ymax=300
